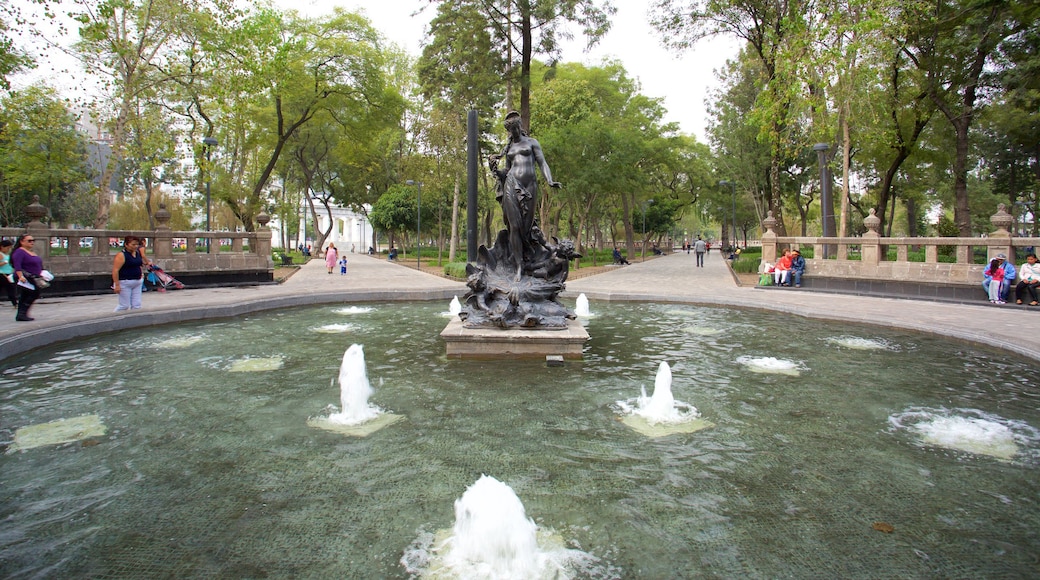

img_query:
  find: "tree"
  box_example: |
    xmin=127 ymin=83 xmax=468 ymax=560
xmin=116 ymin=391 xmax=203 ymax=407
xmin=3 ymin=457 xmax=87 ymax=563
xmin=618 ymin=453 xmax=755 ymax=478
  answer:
xmin=0 ymin=84 xmax=90 ymax=226
xmin=902 ymin=0 xmax=1034 ymax=235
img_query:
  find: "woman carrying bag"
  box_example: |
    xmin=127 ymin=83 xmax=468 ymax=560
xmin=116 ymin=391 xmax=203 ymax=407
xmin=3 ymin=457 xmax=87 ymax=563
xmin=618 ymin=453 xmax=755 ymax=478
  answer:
xmin=11 ymin=233 xmax=44 ymax=321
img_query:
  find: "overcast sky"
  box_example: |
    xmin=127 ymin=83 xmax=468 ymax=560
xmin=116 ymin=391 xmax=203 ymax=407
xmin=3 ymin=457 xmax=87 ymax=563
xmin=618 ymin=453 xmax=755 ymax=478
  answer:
xmin=286 ymin=0 xmax=740 ymax=142
xmin=14 ymin=0 xmax=739 ymax=142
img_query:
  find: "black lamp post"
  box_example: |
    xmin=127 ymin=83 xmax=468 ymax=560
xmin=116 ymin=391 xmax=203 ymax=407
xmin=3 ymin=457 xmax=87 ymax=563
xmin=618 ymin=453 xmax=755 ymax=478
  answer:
xmin=202 ymin=136 xmax=218 ymax=252
xmin=814 ymin=143 xmax=835 ymax=258
xmin=719 ymin=180 xmax=736 ymax=250
xmin=406 ymin=180 xmax=422 ymax=270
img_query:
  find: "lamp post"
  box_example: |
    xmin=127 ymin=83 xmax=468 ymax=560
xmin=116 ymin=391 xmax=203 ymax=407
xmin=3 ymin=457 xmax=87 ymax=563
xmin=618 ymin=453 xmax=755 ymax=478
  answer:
xmin=814 ymin=143 xmax=834 ymax=258
xmin=202 ymin=136 xmax=218 ymax=252
xmin=358 ymin=217 xmax=365 ymax=252
xmin=406 ymin=180 xmax=422 ymax=270
xmin=641 ymin=198 xmax=654 ymax=262
xmin=719 ymin=180 xmax=736 ymax=251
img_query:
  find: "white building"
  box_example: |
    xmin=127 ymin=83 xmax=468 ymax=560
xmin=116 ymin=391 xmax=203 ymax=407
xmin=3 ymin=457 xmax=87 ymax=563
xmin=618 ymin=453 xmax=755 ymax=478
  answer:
xmin=269 ymin=202 xmax=373 ymax=254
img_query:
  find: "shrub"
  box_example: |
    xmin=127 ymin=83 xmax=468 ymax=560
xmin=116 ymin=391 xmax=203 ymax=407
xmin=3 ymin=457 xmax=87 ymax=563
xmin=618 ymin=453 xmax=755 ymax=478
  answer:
xmin=444 ymin=262 xmax=468 ymax=279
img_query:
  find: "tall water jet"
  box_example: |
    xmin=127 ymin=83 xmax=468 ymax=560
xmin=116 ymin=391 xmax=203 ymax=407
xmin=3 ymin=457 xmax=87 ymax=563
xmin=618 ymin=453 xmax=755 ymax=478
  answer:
xmin=575 ymin=293 xmax=591 ymax=317
xmin=307 ymin=344 xmax=403 ymax=436
xmin=401 ymin=475 xmax=598 ymax=578
xmin=617 ymin=362 xmax=713 ymax=437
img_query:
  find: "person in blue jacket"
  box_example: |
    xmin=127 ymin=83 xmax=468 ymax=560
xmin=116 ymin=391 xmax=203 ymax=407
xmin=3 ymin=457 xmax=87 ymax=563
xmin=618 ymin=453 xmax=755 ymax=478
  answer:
xmin=982 ymin=253 xmax=1015 ymax=301
xmin=789 ymin=249 xmax=806 ymax=287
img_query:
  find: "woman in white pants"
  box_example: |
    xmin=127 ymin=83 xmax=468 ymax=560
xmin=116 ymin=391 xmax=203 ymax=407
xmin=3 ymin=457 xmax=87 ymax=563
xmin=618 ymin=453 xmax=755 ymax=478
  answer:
xmin=112 ymin=236 xmax=150 ymax=311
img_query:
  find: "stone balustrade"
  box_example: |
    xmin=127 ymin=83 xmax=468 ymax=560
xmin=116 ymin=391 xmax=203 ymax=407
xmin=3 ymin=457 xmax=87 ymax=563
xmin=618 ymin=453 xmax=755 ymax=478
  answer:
xmin=1 ymin=197 xmax=274 ymax=294
xmin=757 ymin=204 xmax=1036 ymax=298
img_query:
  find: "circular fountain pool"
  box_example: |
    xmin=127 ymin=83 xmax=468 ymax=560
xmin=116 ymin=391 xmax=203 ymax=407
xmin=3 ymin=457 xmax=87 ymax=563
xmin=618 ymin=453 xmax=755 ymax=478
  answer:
xmin=2 ymin=302 xmax=1038 ymax=577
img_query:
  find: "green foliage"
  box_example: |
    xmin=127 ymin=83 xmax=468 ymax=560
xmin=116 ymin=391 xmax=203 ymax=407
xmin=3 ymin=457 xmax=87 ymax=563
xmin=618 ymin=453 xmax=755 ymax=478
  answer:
xmin=443 ymin=261 xmax=468 ymax=279
xmin=0 ymin=84 xmax=91 ymax=226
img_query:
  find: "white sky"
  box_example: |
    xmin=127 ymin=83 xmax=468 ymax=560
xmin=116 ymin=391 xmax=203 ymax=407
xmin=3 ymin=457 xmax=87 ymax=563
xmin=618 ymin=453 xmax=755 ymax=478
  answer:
xmin=283 ymin=0 xmax=740 ymax=141
xmin=13 ymin=0 xmax=740 ymax=142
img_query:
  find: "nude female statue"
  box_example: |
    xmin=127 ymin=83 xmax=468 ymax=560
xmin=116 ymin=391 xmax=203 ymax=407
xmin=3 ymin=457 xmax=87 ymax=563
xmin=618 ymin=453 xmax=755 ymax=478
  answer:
xmin=488 ymin=111 xmax=561 ymax=276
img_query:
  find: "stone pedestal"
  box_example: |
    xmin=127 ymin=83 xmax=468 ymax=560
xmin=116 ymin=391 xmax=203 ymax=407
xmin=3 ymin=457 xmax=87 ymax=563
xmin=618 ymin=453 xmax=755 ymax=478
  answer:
xmin=441 ymin=318 xmax=589 ymax=359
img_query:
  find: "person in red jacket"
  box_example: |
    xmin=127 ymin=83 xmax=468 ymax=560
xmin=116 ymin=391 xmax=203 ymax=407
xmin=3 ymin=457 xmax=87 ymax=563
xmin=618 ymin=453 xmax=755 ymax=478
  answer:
xmin=773 ymin=249 xmax=793 ymax=286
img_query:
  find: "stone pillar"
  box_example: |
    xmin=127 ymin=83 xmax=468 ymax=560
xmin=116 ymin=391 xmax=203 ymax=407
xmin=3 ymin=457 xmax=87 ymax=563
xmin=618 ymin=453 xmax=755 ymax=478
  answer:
xmin=989 ymin=203 xmax=1014 ymax=261
xmin=24 ymin=195 xmax=50 ymax=260
xmin=761 ymin=211 xmax=778 ymax=264
xmin=255 ymin=211 xmax=273 ymax=264
xmin=152 ymin=203 xmax=173 ymax=259
xmin=860 ymin=208 xmax=881 ymax=266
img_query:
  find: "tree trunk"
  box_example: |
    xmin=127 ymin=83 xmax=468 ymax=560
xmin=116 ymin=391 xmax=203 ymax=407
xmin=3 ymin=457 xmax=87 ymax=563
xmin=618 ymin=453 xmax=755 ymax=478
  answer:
xmin=449 ymin=175 xmax=460 ymax=262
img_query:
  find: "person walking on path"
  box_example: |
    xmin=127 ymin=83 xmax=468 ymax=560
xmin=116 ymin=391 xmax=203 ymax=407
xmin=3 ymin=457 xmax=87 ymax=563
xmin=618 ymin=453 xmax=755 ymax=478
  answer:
xmin=0 ymin=239 xmax=17 ymax=307
xmin=694 ymin=237 xmax=706 ymax=267
xmin=11 ymin=233 xmax=44 ymax=321
xmin=112 ymin=235 xmax=150 ymax=311
xmin=325 ymin=243 xmax=338 ymax=275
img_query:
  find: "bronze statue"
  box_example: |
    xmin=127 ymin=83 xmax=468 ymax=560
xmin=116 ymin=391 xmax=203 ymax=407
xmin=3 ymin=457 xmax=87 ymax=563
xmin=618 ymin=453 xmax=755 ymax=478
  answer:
xmin=488 ymin=111 xmax=562 ymax=279
xmin=459 ymin=111 xmax=579 ymax=329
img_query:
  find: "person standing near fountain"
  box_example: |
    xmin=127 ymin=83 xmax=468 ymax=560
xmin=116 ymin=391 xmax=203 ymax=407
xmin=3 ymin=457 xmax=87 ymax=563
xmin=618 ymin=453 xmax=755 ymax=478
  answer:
xmin=0 ymin=239 xmax=17 ymax=307
xmin=11 ymin=233 xmax=44 ymax=321
xmin=693 ymin=236 xmax=706 ymax=267
xmin=489 ymin=111 xmax=562 ymax=275
xmin=111 ymin=236 xmax=150 ymax=311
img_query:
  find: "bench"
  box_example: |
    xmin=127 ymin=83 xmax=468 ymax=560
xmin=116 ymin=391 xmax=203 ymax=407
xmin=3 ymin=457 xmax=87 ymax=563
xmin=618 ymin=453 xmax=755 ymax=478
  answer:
xmin=279 ymin=254 xmax=293 ymax=266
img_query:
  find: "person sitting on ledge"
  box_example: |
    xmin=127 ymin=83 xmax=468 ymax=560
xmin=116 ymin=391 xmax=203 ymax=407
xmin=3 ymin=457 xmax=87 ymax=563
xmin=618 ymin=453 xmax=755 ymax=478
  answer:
xmin=613 ymin=246 xmax=630 ymax=265
xmin=773 ymin=249 xmax=792 ymax=287
xmin=982 ymin=253 xmax=1015 ymax=302
xmin=1014 ymin=253 xmax=1040 ymax=305
xmin=388 ymin=247 xmax=398 ymax=261
xmin=789 ymin=249 xmax=806 ymax=288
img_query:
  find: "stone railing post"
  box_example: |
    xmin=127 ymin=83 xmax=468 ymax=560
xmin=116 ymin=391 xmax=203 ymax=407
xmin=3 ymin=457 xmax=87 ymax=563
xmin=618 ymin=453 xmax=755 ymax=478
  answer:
xmin=860 ymin=208 xmax=882 ymax=265
xmin=989 ymin=203 xmax=1014 ymax=261
xmin=152 ymin=203 xmax=173 ymax=259
xmin=761 ymin=211 xmax=778 ymax=264
xmin=25 ymin=195 xmax=50 ymax=260
xmin=255 ymin=211 xmax=273 ymax=263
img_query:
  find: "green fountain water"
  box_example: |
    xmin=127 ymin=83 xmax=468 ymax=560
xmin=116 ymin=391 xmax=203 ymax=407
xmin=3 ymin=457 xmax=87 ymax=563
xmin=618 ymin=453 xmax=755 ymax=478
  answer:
xmin=2 ymin=302 xmax=1038 ymax=578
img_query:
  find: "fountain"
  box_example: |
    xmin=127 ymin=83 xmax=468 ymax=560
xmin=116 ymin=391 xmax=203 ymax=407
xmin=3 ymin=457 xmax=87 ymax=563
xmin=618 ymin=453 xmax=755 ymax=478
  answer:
xmin=402 ymin=475 xmax=600 ymax=578
xmin=617 ymin=362 xmax=714 ymax=437
xmin=575 ymin=293 xmax=591 ymax=317
xmin=2 ymin=302 xmax=1039 ymax=577
xmin=448 ymin=295 xmax=462 ymax=316
xmin=307 ymin=344 xmax=403 ymax=436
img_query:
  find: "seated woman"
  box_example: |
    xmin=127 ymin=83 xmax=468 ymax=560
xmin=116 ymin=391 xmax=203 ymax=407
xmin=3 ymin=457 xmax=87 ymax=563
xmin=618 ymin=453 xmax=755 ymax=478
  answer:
xmin=773 ymin=249 xmax=792 ymax=286
xmin=1015 ymin=253 xmax=1040 ymax=305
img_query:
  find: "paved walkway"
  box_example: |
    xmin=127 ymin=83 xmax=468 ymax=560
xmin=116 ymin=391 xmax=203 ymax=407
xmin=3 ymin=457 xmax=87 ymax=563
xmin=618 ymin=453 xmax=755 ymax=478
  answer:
xmin=2 ymin=251 xmax=1035 ymax=362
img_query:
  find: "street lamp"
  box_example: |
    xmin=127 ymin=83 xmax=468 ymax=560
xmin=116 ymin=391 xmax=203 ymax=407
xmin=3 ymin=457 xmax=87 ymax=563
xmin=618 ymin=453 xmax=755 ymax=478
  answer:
xmin=202 ymin=136 xmax=218 ymax=252
xmin=814 ymin=143 xmax=834 ymax=258
xmin=719 ymin=180 xmax=736 ymax=251
xmin=358 ymin=217 xmax=365 ymax=252
xmin=641 ymin=198 xmax=654 ymax=262
xmin=406 ymin=180 xmax=422 ymax=270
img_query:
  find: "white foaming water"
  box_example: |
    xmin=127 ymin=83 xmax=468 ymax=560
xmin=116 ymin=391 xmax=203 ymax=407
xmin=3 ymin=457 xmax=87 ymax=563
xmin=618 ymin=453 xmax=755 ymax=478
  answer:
xmin=575 ymin=293 xmax=591 ymax=317
xmin=616 ymin=362 xmax=705 ymax=430
xmin=449 ymin=296 xmax=462 ymax=316
xmin=889 ymin=408 xmax=1039 ymax=461
xmin=737 ymin=356 xmax=802 ymax=376
xmin=334 ymin=306 xmax=374 ymax=315
xmin=828 ymin=336 xmax=892 ymax=350
xmin=327 ymin=344 xmax=381 ymax=425
xmin=403 ymin=475 xmax=595 ymax=579
xmin=314 ymin=323 xmax=354 ymax=334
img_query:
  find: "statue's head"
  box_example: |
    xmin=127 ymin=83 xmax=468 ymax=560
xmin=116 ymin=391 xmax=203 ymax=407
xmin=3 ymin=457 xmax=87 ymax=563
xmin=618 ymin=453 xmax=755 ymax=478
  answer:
xmin=504 ymin=111 xmax=522 ymax=133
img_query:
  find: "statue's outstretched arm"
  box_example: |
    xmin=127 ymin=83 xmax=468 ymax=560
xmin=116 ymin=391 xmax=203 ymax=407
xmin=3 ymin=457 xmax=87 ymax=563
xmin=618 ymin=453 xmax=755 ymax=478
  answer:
xmin=533 ymin=140 xmax=562 ymax=188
